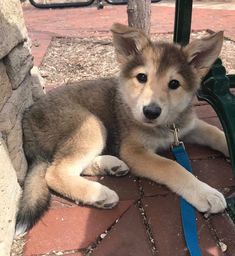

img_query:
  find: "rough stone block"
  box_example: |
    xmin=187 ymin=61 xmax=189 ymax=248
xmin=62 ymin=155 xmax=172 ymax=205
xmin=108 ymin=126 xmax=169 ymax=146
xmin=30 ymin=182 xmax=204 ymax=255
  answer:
xmin=4 ymin=41 xmax=33 ymax=89
xmin=0 ymin=0 xmax=27 ymax=59
xmin=0 ymin=62 xmax=12 ymax=112
xmin=6 ymin=117 xmax=28 ymax=182
xmin=30 ymin=66 xmax=45 ymax=100
xmin=0 ymin=75 xmax=33 ymax=133
xmin=0 ymin=136 xmax=21 ymax=256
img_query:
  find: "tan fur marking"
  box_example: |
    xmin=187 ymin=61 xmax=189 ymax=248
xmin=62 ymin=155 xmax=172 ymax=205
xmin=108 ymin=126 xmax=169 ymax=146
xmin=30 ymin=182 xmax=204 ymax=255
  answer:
xmin=120 ymin=135 xmax=196 ymax=192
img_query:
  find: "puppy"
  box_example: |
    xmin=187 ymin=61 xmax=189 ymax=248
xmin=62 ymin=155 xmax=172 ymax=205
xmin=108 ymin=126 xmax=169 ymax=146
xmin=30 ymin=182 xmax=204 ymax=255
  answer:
xmin=16 ymin=23 xmax=228 ymax=235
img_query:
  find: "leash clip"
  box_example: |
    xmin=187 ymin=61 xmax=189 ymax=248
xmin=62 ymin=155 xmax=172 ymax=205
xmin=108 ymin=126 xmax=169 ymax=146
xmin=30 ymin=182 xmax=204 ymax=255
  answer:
xmin=170 ymin=123 xmax=184 ymax=148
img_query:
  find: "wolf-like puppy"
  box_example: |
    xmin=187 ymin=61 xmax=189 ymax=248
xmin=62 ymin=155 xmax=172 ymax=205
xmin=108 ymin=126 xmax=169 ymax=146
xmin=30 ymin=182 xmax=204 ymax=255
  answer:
xmin=16 ymin=23 xmax=228 ymax=235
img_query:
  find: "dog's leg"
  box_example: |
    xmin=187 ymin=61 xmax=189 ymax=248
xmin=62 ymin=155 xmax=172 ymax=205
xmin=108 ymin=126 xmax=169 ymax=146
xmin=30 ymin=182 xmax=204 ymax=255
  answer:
xmin=82 ymin=155 xmax=129 ymax=176
xmin=45 ymin=115 xmax=119 ymax=209
xmin=120 ymin=139 xmax=226 ymax=213
xmin=46 ymin=160 xmax=119 ymax=209
xmin=184 ymin=118 xmax=229 ymax=156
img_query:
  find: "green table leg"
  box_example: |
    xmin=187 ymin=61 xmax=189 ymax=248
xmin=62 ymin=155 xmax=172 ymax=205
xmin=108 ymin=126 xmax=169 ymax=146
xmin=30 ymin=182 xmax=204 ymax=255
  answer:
xmin=173 ymin=0 xmax=193 ymax=45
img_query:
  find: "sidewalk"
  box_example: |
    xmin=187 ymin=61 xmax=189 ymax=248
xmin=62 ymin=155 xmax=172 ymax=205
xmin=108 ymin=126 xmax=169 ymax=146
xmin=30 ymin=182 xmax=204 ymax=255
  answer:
xmin=21 ymin=2 xmax=235 ymax=256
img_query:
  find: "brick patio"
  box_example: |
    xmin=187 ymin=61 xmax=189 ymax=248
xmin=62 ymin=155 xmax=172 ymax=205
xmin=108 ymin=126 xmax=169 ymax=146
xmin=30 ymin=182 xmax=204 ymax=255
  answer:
xmin=22 ymin=2 xmax=235 ymax=255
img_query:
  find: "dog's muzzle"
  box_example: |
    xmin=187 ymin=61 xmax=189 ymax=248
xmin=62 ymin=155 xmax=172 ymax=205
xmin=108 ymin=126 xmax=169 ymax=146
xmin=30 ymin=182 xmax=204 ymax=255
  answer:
xmin=143 ymin=103 xmax=162 ymax=120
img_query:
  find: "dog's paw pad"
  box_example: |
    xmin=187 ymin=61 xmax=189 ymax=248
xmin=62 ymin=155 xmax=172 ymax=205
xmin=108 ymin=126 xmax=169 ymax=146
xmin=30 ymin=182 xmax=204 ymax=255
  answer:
xmin=93 ymin=187 xmax=119 ymax=209
xmin=110 ymin=165 xmax=129 ymax=176
xmin=103 ymin=202 xmax=118 ymax=209
xmin=94 ymin=200 xmax=117 ymax=209
xmin=205 ymin=189 xmax=227 ymax=213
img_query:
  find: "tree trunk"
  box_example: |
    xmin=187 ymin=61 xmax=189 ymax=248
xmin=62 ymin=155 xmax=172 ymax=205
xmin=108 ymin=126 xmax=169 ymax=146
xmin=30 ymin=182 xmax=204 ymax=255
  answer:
xmin=127 ymin=0 xmax=151 ymax=35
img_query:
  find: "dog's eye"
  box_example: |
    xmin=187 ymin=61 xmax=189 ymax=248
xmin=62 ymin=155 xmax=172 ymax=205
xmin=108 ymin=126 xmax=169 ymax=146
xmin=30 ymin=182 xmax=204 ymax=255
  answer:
xmin=136 ymin=73 xmax=148 ymax=83
xmin=168 ymin=79 xmax=180 ymax=90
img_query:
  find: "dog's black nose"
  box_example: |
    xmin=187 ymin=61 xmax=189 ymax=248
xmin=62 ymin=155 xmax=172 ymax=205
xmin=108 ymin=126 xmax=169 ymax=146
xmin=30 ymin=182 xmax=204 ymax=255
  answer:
xmin=143 ymin=104 xmax=162 ymax=120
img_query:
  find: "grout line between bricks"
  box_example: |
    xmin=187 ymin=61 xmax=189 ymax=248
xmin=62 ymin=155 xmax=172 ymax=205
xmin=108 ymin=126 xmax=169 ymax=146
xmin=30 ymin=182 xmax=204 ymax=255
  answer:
xmin=39 ymin=200 xmax=135 ymax=256
xmin=137 ymin=178 xmax=159 ymax=256
xmin=204 ymin=216 xmax=227 ymax=254
xmin=190 ymin=155 xmax=227 ymax=161
xmin=83 ymin=199 xmax=137 ymax=255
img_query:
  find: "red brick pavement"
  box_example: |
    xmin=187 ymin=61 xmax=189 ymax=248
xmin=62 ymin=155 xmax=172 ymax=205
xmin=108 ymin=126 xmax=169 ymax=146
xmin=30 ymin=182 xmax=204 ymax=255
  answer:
xmin=22 ymin=120 xmax=235 ymax=256
xmin=21 ymin=2 xmax=235 ymax=256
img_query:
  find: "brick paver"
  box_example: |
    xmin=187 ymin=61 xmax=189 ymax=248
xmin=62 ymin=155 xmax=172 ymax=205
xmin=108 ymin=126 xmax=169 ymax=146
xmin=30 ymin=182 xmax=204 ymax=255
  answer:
xmin=184 ymin=143 xmax=222 ymax=160
xmin=92 ymin=204 xmax=154 ymax=256
xmin=21 ymin=2 xmax=235 ymax=256
xmin=141 ymin=178 xmax=171 ymax=197
xmin=195 ymin=104 xmax=218 ymax=119
xmin=192 ymin=158 xmax=234 ymax=190
xmin=92 ymin=175 xmax=140 ymax=201
xmin=210 ymin=213 xmax=235 ymax=256
xmin=24 ymin=200 xmax=133 ymax=255
xmin=143 ymin=195 xmax=223 ymax=256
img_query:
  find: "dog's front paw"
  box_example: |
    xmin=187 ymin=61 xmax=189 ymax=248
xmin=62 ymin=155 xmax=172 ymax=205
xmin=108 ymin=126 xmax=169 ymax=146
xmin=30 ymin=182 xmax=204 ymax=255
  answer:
xmin=93 ymin=185 xmax=119 ymax=209
xmin=75 ymin=183 xmax=119 ymax=209
xmin=187 ymin=181 xmax=227 ymax=214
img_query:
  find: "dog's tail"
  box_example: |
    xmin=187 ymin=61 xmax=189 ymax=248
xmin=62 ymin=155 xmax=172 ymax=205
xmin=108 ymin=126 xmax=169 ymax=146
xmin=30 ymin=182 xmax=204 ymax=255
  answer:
xmin=15 ymin=161 xmax=50 ymax=236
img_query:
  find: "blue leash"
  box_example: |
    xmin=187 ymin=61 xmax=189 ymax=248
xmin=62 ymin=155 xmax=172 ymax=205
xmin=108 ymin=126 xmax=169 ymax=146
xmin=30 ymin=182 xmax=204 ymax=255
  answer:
xmin=171 ymin=125 xmax=202 ymax=256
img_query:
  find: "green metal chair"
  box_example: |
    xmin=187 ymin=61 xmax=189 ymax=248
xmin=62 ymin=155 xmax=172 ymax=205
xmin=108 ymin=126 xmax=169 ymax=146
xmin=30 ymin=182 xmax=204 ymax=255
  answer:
xmin=174 ymin=0 xmax=235 ymax=218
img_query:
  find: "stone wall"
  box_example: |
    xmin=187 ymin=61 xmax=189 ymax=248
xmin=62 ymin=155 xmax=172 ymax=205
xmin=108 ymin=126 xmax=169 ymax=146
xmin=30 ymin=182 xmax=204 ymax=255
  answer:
xmin=0 ymin=0 xmax=45 ymax=255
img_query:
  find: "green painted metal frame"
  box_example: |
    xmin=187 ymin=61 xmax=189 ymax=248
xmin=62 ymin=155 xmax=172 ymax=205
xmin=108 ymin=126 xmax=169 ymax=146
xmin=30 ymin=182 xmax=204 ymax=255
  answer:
xmin=197 ymin=62 xmax=235 ymax=175
xmin=173 ymin=0 xmax=235 ymax=218
xmin=173 ymin=0 xmax=192 ymax=46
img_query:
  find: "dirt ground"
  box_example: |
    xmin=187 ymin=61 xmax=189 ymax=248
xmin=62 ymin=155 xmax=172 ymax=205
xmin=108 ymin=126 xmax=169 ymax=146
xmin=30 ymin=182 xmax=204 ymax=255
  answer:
xmin=11 ymin=31 xmax=235 ymax=255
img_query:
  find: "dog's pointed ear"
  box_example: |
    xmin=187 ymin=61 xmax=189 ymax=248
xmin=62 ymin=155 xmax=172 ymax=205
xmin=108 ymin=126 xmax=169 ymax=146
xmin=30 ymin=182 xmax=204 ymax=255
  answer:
xmin=111 ymin=23 xmax=151 ymax=64
xmin=184 ymin=31 xmax=224 ymax=77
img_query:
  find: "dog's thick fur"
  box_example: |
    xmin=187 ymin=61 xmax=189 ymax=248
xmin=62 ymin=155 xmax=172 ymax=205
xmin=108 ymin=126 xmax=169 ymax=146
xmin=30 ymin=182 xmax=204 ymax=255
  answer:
xmin=16 ymin=23 xmax=228 ymax=235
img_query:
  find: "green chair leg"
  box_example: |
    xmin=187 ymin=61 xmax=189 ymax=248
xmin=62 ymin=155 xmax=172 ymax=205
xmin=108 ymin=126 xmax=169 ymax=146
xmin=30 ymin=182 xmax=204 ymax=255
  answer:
xmin=197 ymin=60 xmax=235 ymax=219
xmin=197 ymin=59 xmax=235 ymax=176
